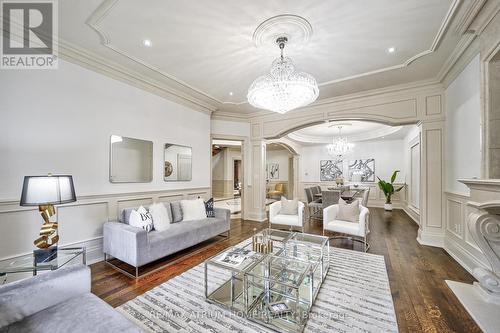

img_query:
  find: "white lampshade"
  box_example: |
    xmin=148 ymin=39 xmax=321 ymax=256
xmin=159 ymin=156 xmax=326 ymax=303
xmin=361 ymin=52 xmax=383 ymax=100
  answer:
xmin=20 ymin=175 xmax=76 ymax=206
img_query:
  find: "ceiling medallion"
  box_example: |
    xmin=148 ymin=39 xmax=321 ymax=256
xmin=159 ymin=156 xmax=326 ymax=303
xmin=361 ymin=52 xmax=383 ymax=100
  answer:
xmin=247 ymin=35 xmax=319 ymax=114
xmin=252 ymin=14 xmax=313 ymax=50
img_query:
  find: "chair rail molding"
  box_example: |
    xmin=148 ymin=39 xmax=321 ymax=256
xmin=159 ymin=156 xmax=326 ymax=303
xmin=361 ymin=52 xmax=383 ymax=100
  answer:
xmin=446 ymin=178 xmax=500 ymax=333
xmin=0 ymin=186 xmax=211 ymax=281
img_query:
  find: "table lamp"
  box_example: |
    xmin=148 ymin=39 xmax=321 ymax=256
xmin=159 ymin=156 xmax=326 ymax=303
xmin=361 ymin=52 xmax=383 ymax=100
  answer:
xmin=20 ymin=174 xmax=76 ymax=261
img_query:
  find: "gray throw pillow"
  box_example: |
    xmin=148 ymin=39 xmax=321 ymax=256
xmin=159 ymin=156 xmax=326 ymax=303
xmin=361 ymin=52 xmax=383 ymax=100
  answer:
xmin=337 ymin=198 xmax=360 ymax=223
xmin=170 ymin=201 xmax=183 ymax=223
xmin=280 ymin=197 xmax=299 ymax=215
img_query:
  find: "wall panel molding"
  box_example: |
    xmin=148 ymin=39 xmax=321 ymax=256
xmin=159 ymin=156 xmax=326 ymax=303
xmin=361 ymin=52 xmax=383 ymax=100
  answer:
xmin=0 ymin=187 xmax=210 ymax=265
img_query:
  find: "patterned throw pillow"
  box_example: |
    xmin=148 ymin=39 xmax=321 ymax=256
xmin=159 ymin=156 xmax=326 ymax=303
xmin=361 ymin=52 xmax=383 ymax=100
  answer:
xmin=129 ymin=206 xmax=154 ymax=232
xmin=205 ymin=198 xmax=215 ymax=218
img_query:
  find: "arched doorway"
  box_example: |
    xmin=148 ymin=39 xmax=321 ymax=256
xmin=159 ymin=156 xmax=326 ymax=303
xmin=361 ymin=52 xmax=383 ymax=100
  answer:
xmin=247 ymin=107 xmax=444 ymax=248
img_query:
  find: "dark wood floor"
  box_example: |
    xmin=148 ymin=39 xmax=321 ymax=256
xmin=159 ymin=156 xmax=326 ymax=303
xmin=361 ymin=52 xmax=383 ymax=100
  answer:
xmin=91 ymin=208 xmax=481 ymax=332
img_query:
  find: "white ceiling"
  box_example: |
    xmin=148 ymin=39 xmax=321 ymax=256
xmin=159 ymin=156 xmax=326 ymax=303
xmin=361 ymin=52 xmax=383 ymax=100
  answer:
xmin=288 ymin=121 xmax=414 ymax=144
xmin=58 ymin=0 xmax=463 ymax=115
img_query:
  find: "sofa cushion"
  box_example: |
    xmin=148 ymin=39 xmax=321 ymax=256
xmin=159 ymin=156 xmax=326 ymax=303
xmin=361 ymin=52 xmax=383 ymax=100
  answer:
xmin=181 ymin=199 xmax=206 ymax=222
xmin=3 ymin=293 xmax=140 ymax=333
xmin=149 ymin=202 xmax=170 ymax=232
xmin=145 ymin=218 xmax=228 ymax=264
xmin=170 ymin=201 xmax=183 ymax=223
xmin=271 ymin=214 xmax=301 ymax=227
xmin=0 ymin=265 xmax=90 ymax=328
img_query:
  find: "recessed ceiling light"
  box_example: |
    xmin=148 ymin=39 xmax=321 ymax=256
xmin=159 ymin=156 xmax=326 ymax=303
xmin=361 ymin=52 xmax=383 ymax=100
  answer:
xmin=387 ymin=47 xmax=395 ymax=54
xmin=229 ymin=92 xmax=234 ymax=96
xmin=143 ymin=39 xmax=152 ymax=47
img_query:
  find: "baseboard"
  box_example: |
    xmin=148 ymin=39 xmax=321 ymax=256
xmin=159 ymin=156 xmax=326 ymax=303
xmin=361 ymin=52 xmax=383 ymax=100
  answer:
xmin=444 ymin=234 xmax=488 ymax=275
xmin=245 ymin=211 xmax=267 ymax=222
xmin=402 ymin=205 xmax=420 ymax=225
xmin=417 ymin=229 xmax=445 ymax=247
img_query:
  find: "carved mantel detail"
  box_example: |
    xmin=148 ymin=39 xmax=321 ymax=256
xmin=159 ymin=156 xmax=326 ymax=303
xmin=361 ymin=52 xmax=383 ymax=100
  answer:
xmin=459 ymin=178 xmax=500 ymax=308
xmin=468 ymin=203 xmax=500 ymax=303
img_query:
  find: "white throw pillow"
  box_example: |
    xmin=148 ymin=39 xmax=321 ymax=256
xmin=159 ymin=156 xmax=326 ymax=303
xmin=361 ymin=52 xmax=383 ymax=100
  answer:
xmin=149 ymin=202 xmax=170 ymax=232
xmin=337 ymin=199 xmax=360 ymax=223
xmin=181 ymin=199 xmax=207 ymax=222
xmin=280 ymin=197 xmax=299 ymax=215
xmin=129 ymin=206 xmax=154 ymax=232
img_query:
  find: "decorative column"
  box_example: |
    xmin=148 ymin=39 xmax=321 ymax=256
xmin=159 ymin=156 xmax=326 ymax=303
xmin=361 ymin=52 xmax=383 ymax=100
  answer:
xmin=417 ymin=120 xmax=445 ymax=246
xmin=447 ymin=179 xmax=500 ymax=333
xmin=246 ymin=139 xmax=267 ymax=221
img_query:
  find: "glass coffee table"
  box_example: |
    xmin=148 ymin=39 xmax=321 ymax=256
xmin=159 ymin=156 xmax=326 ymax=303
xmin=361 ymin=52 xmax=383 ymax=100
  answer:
xmin=0 ymin=247 xmax=86 ymax=282
xmin=204 ymin=229 xmax=292 ymax=312
xmin=205 ymin=229 xmax=329 ymax=333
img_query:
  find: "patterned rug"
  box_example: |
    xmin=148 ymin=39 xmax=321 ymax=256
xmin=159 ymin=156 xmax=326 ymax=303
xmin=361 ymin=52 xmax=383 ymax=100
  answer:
xmin=117 ymin=239 xmax=398 ymax=332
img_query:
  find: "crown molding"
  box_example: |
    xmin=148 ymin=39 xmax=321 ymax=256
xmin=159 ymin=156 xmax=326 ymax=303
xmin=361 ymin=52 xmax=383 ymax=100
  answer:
xmin=86 ymin=0 xmax=460 ymax=107
xmin=287 ymin=125 xmax=403 ymax=144
xmin=18 ymin=0 xmax=488 ymax=122
xmin=86 ymin=0 xmax=224 ymax=105
xmin=316 ymin=0 xmax=461 ymax=88
xmin=210 ymin=79 xmax=443 ymax=122
xmin=454 ymin=0 xmax=487 ymax=34
xmin=437 ymin=33 xmax=479 ymax=86
xmin=57 ymin=39 xmax=217 ymax=115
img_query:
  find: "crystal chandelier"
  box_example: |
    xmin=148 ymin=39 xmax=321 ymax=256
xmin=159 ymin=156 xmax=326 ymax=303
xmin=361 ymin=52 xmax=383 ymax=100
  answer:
xmin=247 ymin=37 xmax=319 ymax=114
xmin=328 ymin=126 xmax=351 ymax=157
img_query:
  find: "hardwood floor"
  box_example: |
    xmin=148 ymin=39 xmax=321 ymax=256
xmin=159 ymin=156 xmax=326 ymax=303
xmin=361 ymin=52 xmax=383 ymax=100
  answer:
xmin=91 ymin=208 xmax=480 ymax=332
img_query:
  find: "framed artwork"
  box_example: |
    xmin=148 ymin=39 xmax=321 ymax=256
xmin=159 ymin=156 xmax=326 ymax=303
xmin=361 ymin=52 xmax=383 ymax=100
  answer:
xmin=268 ymin=163 xmax=279 ymax=180
xmin=349 ymin=159 xmax=375 ymax=182
xmin=320 ymin=160 xmax=343 ymax=181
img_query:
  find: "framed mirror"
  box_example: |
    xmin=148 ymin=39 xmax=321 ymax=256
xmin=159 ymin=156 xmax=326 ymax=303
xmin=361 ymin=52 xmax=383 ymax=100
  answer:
xmin=164 ymin=144 xmax=192 ymax=181
xmin=109 ymin=135 xmax=153 ymax=183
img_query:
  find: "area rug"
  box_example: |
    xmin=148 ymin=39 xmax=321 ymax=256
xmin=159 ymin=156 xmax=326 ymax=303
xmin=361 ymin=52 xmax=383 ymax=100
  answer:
xmin=117 ymin=239 xmax=398 ymax=332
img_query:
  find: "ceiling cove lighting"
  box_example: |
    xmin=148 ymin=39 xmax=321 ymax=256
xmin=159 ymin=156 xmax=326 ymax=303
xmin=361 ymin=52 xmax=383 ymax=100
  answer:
xmin=247 ymin=36 xmax=319 ymax=114
xmin=327 ymin=125 xmax=352 ymax=157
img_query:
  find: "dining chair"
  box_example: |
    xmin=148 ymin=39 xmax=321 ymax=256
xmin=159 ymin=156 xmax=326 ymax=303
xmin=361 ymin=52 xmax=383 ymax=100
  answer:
xmin=361 ymin=188 xmax=370 ymax=207
xmin=322 ymin=190 xmax=340 ymax=209
xmin=305 ymin=187 xmax=322 ymax=220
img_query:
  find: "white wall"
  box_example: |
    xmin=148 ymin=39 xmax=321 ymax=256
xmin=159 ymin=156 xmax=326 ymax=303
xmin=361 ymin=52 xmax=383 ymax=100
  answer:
xmin=299 ymin=140 xmax=406 ymax=183
xmin=266 ymin=149 xmax=290 ymax=181
xmin=444 ymin=54 xmax=481 ymax=195
xmin=0 ymin=60 xmax=210 ymax=200
xmin=211 ymin=119 xmax=250 ymax=137
xmin=0 ymin=59 xmax=210 ymax=266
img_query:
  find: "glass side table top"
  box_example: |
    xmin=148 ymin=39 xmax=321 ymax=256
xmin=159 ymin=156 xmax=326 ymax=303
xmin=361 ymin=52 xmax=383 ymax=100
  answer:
xmin=0 ymin=247 xmax=86 ymax=275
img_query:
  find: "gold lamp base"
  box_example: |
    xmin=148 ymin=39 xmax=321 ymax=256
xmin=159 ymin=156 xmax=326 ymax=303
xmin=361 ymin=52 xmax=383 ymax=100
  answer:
xmin=34 ymin=204 xmax=59 ymax=249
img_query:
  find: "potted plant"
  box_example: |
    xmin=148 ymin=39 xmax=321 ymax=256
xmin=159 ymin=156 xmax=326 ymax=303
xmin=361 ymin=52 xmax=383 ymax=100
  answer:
xmin=377 ymin=170 xmax=405 ymax=211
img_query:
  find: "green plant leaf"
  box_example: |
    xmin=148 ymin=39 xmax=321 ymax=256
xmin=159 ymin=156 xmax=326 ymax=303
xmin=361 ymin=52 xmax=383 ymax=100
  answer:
xmin=391 ymin=170 xmax=400 ymax=183
xmin=396 ymin=185 xmax=405 ymax=192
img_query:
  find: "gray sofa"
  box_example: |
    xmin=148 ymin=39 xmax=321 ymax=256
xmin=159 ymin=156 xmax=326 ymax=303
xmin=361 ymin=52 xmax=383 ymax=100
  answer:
xmin=0 ymin=265 xmax=140 ymax=333
xmin=103 ymin=202 xmax=230 ymax=277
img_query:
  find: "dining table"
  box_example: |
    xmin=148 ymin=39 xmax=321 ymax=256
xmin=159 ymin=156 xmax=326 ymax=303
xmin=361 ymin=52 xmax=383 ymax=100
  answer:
xmin=314 ymin=189 xmax=363 ymax=202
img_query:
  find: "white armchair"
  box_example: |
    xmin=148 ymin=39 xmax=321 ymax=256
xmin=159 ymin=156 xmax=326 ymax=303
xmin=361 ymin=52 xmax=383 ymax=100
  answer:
xmin=323 ymin=203 xmax=370 ymax=252
xmin=269 ymin=201 xmax=305 ymax=232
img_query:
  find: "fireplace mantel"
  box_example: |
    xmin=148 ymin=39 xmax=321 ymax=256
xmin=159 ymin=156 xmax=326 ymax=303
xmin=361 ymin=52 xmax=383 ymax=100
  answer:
xmin=447 ymin=178 xmax=500 ymax=333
